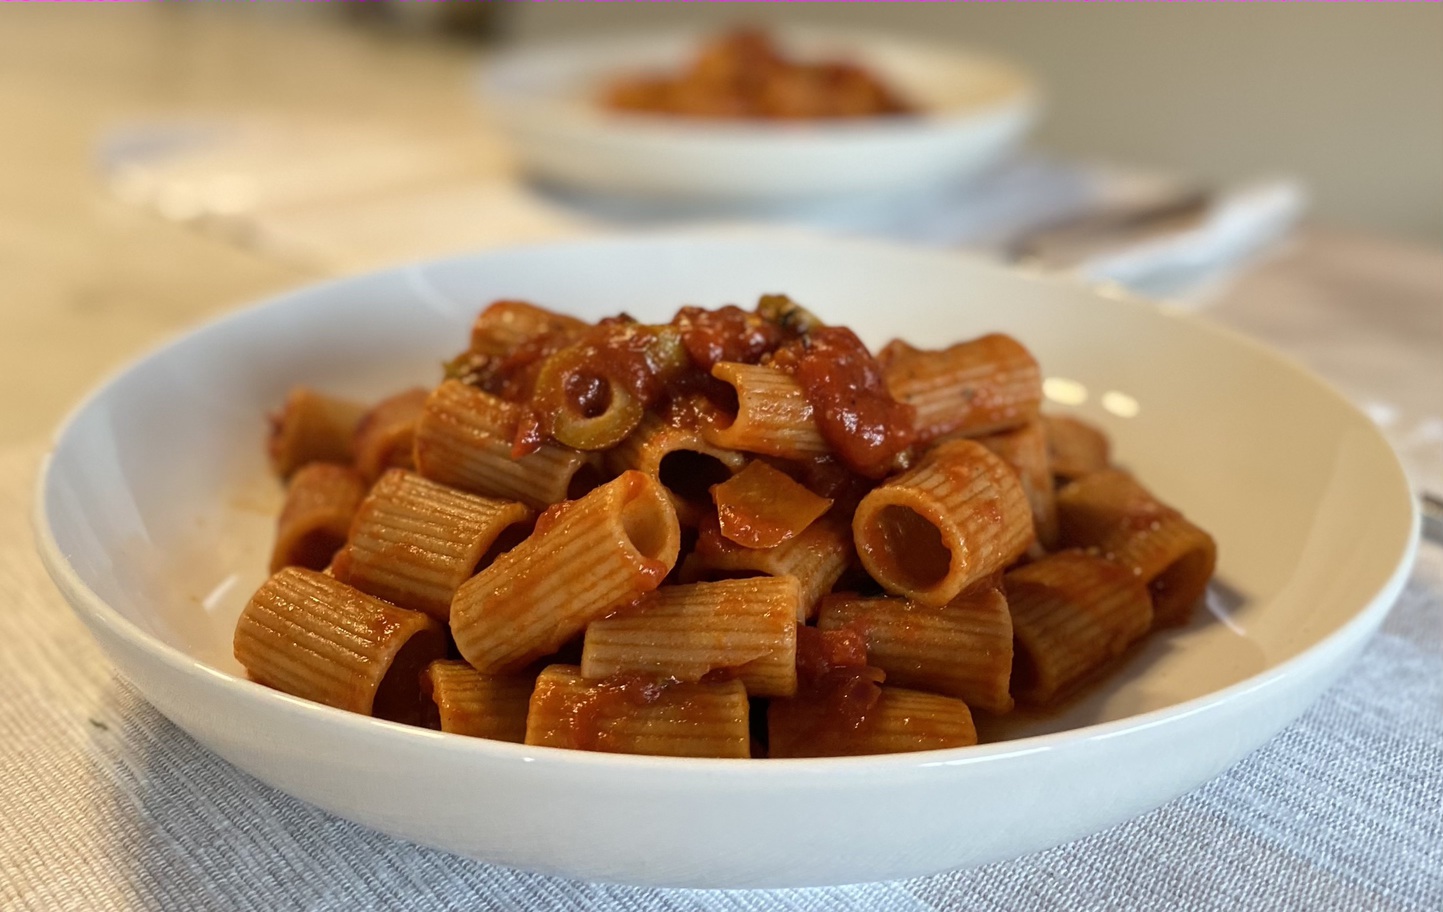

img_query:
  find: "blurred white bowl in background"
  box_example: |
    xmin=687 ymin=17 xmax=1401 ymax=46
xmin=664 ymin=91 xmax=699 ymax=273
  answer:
xmin=479 ymin=30 xmax=1040 ymax=202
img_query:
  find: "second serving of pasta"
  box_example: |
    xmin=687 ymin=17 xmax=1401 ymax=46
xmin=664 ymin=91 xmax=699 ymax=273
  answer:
xmin=240 ymin=295 xmax=1216 ymax=759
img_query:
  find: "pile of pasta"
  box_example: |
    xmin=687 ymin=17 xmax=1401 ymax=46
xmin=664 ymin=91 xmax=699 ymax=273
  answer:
xmin=238 ymin=296 xmax=1216 ymax=759
xmin=603 ymin=29 xmax=914 ymax=121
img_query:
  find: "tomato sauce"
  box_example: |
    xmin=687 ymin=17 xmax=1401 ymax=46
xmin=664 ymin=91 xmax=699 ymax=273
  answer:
xmin=769 ymin=327 xmax=916 ymax=479
xmin=455 ymin=299 xmax=916 ymax=482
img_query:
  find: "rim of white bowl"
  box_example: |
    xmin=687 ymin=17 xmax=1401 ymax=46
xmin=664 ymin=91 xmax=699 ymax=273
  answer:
xmin=32 ymin=230 xmax=1420 ymax=776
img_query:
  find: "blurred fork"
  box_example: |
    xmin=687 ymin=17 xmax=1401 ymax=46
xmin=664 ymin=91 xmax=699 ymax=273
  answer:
xmin=1005 ymin=187 xmax=1213 ymax=269
xmin=1422 ymin=492 xmax=1443 ymax=543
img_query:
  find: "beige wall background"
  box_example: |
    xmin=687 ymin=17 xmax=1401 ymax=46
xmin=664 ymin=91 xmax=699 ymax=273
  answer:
xmin=509 ymin=4 xmax=1443 ymax=247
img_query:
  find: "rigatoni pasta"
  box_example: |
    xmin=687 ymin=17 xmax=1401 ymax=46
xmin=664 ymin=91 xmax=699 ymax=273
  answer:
xmin=413 ymin=379 xmax=602 ymax=509
xmin=1044 ymin=414 xmax=1111 ymax=482
xmin=852 ymin=439 xmax=1034 ymax=607
xmin=331 ymin=469 xmax=534 ymax=622
xmin=581 ymin=577 xmax=799 ymax=697
xmin=468 ymin=299 xmax=586 ymax=356
xmin=770 ymin=685 xmax=977 ymax=758
xmin=703 ymin=362 xmax=830 ymax=460
xmin=353 ymin=387 xmax=428 ymax=482
xmin=977 ymin=418 xmax=1059 ymax=552
xmin=681 ymin=511 xmax=854 ymax=621
xmin=451 ymin=470 xmax=681 ymax=673
xmin=267 ymin=387 xmax=365 ymax=479
xmin=526 ymin=665 xmax=750 ymax=758
xmin=234 ymin=567 xmax=446 ymax=725
xmin=879 ymin=333 xmax=1040 ymax=444
xmin=606 ymin=411 xmax=745 ymax=526
xmin=421 ymin=660 xmax=532 ymax=742
xmin=269 ymin=462 xmax=366 ymax=574
xmin=1055 ymin=469 xmax=1217 ymax=627
xmin=816 ymin=586 xmax=1014 ymax=715
xmin=240 ymin=294 xmax=1216 ymax=758
xmin=1006 ymin=550 xmax=1153 ymax=705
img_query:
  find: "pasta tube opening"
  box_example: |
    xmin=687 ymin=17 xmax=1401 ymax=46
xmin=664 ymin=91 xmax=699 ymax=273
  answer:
xmin=703 ymin=371 xmax=744 ymax=434
xmin=1148 ymin=545 xmax=1217 ymax=623
xmin=658 ymin=449 xmax=734 ymax=508
xmin=853 ymin=439 xmax=1033 ymax=607
xmin=373 ymin=625 xmax=450 ymax=726
xmin=620 ymin=473 xmax=679 ymax=564
xmin=566 ymin=462 xmax=606 ymax=500
xmin=1009 ymin=649 xmax=1041 ymax=698
xmin=269 ymin=463 xmax=366 ymax=574
xmin=288 ymin=529 xmax=347 ymax=574
xmin=861 ymin=504 xmax=954 ymax=593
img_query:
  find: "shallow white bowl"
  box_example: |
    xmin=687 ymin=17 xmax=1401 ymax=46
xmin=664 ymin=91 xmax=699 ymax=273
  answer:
xmin=479 ymin=30 xmax=1038 ymax=202
xmin=36 ymin=233 xmax=1416 ymax=888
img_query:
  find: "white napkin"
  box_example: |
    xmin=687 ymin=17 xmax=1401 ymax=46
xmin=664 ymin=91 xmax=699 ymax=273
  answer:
xmin=1073 ymin=180 xmax=1307 ymax=304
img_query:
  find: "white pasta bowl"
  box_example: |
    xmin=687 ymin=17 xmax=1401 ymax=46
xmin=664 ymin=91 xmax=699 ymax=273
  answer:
xmin=480 ymin=30 xmax=1038 ymax=201
xmin=36 ymin=233 xmax=1416 ymax=888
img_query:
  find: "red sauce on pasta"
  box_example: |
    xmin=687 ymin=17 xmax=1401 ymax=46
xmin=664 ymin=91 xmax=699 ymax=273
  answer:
xmin=770 ymin=627 xmax=888 ymax=758
xmin=769 ymin=327 xmax=916 ymax=479
xmin=795 ymin=624 xmax=869 ymax=679
xmin=673 ymin=304 xmax=785 ymax=370
xmin=564 ymin=672 xmax=672 ymax=751
xmin=603 ymin=29 xmax=915 ymax=122
xmin=785 ymin=628 xmax=879 ymax=735
xmin=449 ymin=296 xmax=918 ymax=477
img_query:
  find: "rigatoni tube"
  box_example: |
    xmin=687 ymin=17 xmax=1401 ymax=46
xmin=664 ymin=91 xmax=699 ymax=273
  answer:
xmin=469 ymin=299 xmax=585 ymax=356
xmin=420 ymin=660 xmax=533 ymax=742
xmin=451 ymin=470 xmax=681 ymax=673
xmin=816 ymin=586 xmax=1014 ymax=714
xmin=269 ymin=462 xmax=366 ymax=574
xmin=331 ymin=469 xmax=534 ymax=622
xmin=1043 ymin=414 xmax=1111 ymax=482
xmin=880 ymin=334 xmax=1040 ymax=444
xmin=681 ymin=512 xmax=853 ymax=621
xmin=1055 ymin=469 xmax=1217 ymax=626
xmin=976 ymin=418 xmax=1059 ymax=551
xmin=234 ymin=567 xmax=447 ymax=725
xmin=525 ymin=665 xmax=750 ymax=758
xmin=1005 ymin=549 xmax=1153 ymax=705
xmin=853 ymin=439 xmax=1034 ymax=607
xmin=413 ymin=379 xmax=602 ymax=509
xmin=581 ymin=577 xmax=800 ymax=697
xmin=606 ymin=412 xmax=744 ymax=526
xmin=703 ymin=362 xmax=829 ymax=460
xmin=769 ymin=685 xmax=977 ymax=758
xmin=353 ymin=387 xmax=428 ymax=483
xmin=266 ymin=387 xmax=364 ymax=479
